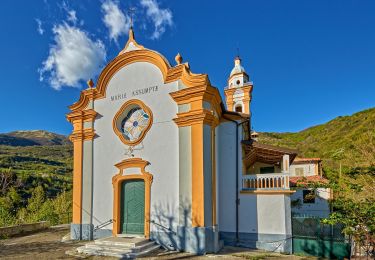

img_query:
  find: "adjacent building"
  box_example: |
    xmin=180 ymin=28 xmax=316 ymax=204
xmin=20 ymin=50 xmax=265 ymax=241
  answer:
xmin=289 ymin=158 xmax=332 ymax=218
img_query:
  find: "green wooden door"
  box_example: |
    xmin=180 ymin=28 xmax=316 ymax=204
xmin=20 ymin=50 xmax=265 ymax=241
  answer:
xmin=120 ymin=180 xmax=145 ymax=235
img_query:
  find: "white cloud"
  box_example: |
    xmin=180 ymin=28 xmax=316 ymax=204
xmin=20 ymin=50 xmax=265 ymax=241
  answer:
xmin=140 ymin=0 xmax=173 ymax=39
xmin=101 ymin=0 xmax=130 ymax=43
xmin=67 ymin=9 xmax=77 ymax=24
xmin=35 ymin=19 xmax=44 ymax=35
xmin=39 ymin=23 xmax=106 ymax=90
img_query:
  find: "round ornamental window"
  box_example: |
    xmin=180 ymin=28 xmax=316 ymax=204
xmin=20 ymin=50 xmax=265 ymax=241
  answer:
xmin=113 ymin=100 xmax=153 ymax=146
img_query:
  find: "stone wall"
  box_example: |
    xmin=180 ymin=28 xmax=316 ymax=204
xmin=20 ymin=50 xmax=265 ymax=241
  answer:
xmin=0 ymin=221 xmax=49 ymax=237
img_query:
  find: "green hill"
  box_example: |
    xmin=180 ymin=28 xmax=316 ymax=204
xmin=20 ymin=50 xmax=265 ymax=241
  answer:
xmin=258 ymin=107 xmax=375 ymax=168
xmin=0 ymin=131 xmax=73 ymax=199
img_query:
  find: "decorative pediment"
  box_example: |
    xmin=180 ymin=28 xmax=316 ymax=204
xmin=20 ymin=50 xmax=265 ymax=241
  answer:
xmin=112 ymin=158 xmax=153 ymax=185
xmin=67 ymin=32 xmax=210 ymax=116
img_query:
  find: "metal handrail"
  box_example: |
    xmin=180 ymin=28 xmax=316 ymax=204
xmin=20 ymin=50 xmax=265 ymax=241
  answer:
xmin=94 ymin=219 xmax=114 ymax=230
xmin=149 ymin=220 xmax=176 ymax=235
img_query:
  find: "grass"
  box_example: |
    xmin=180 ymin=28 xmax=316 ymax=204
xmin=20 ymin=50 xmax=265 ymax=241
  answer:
xmin=237 ymin=253 xmax=276 ymax=260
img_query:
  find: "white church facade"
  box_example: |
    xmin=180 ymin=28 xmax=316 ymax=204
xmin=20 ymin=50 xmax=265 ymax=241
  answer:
xmin=67 ymin=29 xmax=298 ymax=254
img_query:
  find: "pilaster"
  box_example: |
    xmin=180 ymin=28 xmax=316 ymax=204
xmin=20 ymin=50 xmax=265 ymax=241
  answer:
xmin=66 ymin=109 xmax=97 ymax=236
xmin=170 ymin=85 xmax=220 ymax=228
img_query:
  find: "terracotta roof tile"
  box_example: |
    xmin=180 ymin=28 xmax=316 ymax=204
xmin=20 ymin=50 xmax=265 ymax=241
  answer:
xmin=293 ymin=157 xmax=321 ymax=162
xmin=289 ymin=175 xmax=329 ymax=187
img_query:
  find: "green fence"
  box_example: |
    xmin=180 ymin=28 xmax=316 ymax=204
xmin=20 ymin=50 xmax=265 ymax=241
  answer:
xmin=292 ymin=216 xmax=350 ymax=259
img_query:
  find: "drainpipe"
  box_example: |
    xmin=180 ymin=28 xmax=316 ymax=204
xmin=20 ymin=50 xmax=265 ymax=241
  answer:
xmin=222 ymin=114 xmax=245 ymax=244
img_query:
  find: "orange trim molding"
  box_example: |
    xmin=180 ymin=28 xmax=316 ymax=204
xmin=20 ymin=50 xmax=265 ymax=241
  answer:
xmin=67 ymin=109 xmax=97 ymax=123
xmin=173 ymin=109 xmax=219 ymax=127
xmin=69 ymin=128 xmax=96 ymax=142
xmin=170 ymin=85 xmax=222 ymax=117
xmin=224 ymin=85 xmax=253 ymax=114
xmin=112 ymin=158 xmax=153 ymax=238
xmin=113 ymin=99 xmax=153 ymax=146
xmin=118 ymin=28 xmax=145 ymax=55
xmin=68 ymin=49 xmax=210 ymax=114
xmin=191 ymin=124 xmax=204 ymax=227
xmin=72 ymin=140 xmax=83 ymax=224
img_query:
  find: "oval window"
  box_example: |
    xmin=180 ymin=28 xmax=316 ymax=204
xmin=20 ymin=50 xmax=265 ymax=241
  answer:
xmin=113 ymin=100 xmax=153 ymax=145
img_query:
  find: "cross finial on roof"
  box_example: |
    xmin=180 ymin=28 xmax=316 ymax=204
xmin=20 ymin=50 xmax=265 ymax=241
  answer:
xmin=128 ymin=7 xmax=136 ymax=29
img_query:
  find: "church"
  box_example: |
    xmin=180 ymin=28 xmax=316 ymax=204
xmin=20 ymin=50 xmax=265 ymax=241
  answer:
xmin=67 ymin=28 xmax=298 ymax=254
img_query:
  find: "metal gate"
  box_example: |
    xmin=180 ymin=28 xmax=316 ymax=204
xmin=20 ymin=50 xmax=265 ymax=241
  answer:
xmin=292 ymin=216 xmax=350 ymax=259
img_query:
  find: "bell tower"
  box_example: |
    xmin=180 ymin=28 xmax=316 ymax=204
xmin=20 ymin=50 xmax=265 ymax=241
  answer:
xmin=224 ymin=56 xmax=253 ymax=114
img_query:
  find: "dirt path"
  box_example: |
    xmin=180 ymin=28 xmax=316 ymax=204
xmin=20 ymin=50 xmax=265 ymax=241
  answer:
xmin=0 ymin=225 xmax=92 ymax=259
xmin=0 ymin=226 xmax=318 ymax=259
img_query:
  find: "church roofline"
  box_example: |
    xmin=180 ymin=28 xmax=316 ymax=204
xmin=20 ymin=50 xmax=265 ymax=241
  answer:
xmin=67 ymin=47 xmax=211 ymax=115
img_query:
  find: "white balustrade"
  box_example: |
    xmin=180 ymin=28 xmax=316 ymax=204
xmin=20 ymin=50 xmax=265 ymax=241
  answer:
xmin=242 ymin=173 xmax=290 ymax=190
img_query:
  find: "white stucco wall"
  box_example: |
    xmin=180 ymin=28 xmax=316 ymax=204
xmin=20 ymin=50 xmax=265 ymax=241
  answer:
xmin=92 ymin=62 xmax=180 ymax=231
xmin=217 ymin=121 xmax=292 ymax=236
xmin=289 ymin=163 xmax=317 ymax=176
xmin=238 ymin=194 xmax=291 ymax=235
xmin=217 ymin=121 xmax=242 ymax=232
xmin=257 ymin=195 xmax=289 ymax=234
xmin=291 ymin=188 xmax=331 ymax=218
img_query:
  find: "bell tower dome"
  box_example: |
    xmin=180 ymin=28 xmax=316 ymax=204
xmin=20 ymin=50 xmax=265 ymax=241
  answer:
xmin=224 ymin=56 xmax=253 ymax=114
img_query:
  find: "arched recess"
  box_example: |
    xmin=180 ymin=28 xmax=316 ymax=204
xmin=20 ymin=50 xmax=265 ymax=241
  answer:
xmin=234 ymin=102 xmax=244 ymax=113
xmin=112 ymin=158 xmax=153 ymax=238
xmin=235 ymin=104 xmax=243 ymax=113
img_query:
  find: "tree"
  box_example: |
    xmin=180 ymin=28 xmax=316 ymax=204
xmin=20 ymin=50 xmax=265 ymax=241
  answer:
xmin=323 ymin=167 xmax=375 ymax=257
xmin=0 ymin=168 xmax=20 ymax=195
xmin=53 ymin=190 xmax=72 ymax=224
xmin=25 ymin=185 xmax=46 ymax=223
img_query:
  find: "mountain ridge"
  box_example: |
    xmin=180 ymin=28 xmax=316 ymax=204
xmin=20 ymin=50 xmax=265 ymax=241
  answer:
xmin=0 ymin=130 xmax=70 ymax=146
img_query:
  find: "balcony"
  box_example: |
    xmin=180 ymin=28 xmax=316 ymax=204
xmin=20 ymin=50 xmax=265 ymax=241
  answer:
xmin=241 ymin=173 xmax=293 ymax=194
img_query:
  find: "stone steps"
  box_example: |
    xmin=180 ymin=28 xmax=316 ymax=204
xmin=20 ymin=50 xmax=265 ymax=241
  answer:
xmin=75 ymin=237 xmax=160 ymax=259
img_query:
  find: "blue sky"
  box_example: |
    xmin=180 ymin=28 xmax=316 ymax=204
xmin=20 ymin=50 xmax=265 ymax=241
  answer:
xmin=0 ymin=0 xmax=374 ymax=135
